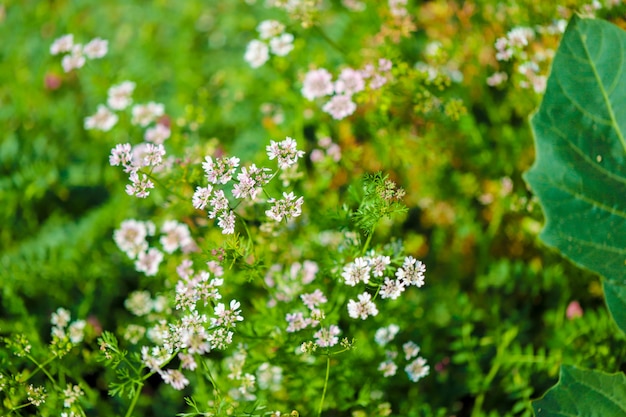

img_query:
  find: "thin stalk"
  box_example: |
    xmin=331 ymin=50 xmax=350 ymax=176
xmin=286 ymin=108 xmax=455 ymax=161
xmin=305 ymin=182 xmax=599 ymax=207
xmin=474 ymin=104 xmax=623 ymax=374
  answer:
xmin=124 ymin=382 xmax=143 ymax=417
xmin=24 ymin=354 xmax=57 ymax=384
xmin=312 ymin=25 xmax=345 ymax=55
xmin=317 ymin=354 xmax=331 ymax=417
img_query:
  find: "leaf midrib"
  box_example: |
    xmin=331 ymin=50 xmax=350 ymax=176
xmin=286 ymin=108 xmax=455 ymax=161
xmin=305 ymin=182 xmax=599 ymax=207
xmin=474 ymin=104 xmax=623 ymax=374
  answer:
xmin=575 ymin=18 xmax=626 ymax=154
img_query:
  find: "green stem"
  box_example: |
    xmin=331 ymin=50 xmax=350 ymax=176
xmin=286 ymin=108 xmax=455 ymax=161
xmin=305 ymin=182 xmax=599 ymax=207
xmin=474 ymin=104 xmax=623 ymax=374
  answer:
xmin=360 ymin=231 xmax=374 ymax=256
xmin=317 ymin=354 xmax=331 ymax=417
xmin=312 ymin=25 xmax=345 ymax=55
xmin=124 ymin=382 xmax=143 ymax=417
xmin=24 ymin=353 xmax=57 ymax=384
xmin=143 ymin=170 xmax=187 ymax=200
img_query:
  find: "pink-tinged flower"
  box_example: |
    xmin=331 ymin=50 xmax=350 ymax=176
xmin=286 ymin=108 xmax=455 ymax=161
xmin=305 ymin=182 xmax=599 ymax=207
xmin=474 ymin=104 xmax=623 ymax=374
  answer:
xmin=217 ymin=210 xmax=236 ymax=234
xmin=84 ymin=105 xmax=118 ymax=131
xmin=109 ymin=143 xmax=132 ymax=168
xmin=107 ymin=81 xmax=136 ymax=110
xmin=160 ymin=369 xmax=189 ymax=390
xmin=301 ymin=68 xmax=334 ymax=100
xmin=334 ymin=68 xmax=365 ymax=96
xmin=301 ymin=289 xmax=327 ymax=310
xmin=192 ymin=185 xmax=213 ymax=210
xmin=322 ymin=95 xmax=357 ymax=120
xmin=132 ymin=102 xmax=165 ymax=127
xmin=126 ymin=172 xmax=154 ymax=198
xmin=50 ymin=34 xmax=74 ymax=55
xmin=347 ymin=292 xmax=378 ymax=320
xmin=266 ymin=136 xmax=305 ymax=169
xmin=145 ymin=123 xmax=171 ymax=144
xmin=379 ymin=277 xmax=405 ymax=300
xmin=244 ymin=40 xmax=269 ymax=68
xmin=135 ymin=248 xmax=163 ymax=276
xmin=265 ymin=192 xmax=304 ymax=222
xmin=83 ymin=37 xmax=108 ymax=59
xmin=314 ymin=325 xmax=341 ymax=348
xmin=487 ymin=72 xmax=508 ymax=87
xmin=202 ymin=156 xmax=240 ymax=184
xmin=566 ymin=301 xmax=583 ymax=320
xmin=285 ymin=312 xmax=311 ymax=332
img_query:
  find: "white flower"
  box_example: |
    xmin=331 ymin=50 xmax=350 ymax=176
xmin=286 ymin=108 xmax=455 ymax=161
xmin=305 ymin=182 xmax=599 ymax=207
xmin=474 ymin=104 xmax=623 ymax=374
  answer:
xmin=341 ymin=257 xmax=371 ymax=286
xmin=322 ymin=95 xmax=357 ymax=119
xmin=160 ymin=220 xmax=192 ymax=254
xmin=51 ymin=308 xmax=71 ymax=328
xmin=403 ymin=341 xmax=420 ymax=360
xmin=405 ymin=357 xmax=429 ymax=382
xmin=114 ymin=219 xmax=149 ymax=258
xmin=378 ymin=360 xmax=398 ymax=377
xmin=395 ymin=256 xmax=426 ymax=287
xmin=50 ymin=34 xmax=74 ymax=55
xmin=258 ymin=20 xmax=285 ymax=39
xmin=61 ymin=45 xmax=85 ymax=72
xmin=374 ymin=324 xmax=400 ymax=346
xmin=302 ymin=68 xmax=334 ymax=100
xmin=265 ymin=192 xmax=304 ymax=222
xmin=379 ymin=277 xmax=405 ymax=300
xmin=347 ymin=292 xmax=378 ymax=320
xmin=107 ymin=81 xmax=136 ymax=110
xmin=270 ymin=33 xmax=294 ymax=56
xmin=244 ymin=40 xmax=270 ymax=68
xmin=83 ymin=37 xmax=108 ymax=59
xmin=84 ymin=105 xmax=118 ymax=131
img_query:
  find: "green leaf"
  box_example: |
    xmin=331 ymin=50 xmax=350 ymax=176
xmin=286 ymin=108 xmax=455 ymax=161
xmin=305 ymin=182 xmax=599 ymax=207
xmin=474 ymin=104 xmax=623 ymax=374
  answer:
xmin=532 ymin=365 xmax=626 ymax=416
xmin=523 ymin=16 xmax=626 ymax=283
xmin=604 ymin=279 xmax=626 ymax=334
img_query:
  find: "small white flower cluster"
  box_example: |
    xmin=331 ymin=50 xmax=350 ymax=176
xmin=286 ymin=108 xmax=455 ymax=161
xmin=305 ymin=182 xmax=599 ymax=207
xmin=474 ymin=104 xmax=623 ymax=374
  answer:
xmin=87 ymin=79 xmax=170 ymax=198
xmin=226 ymin=345 xmax=258 ymax=401
xmin=114 ymin=219 xmax=196 ymax=276
xmin=375 ymin=324 xmax=429 ymax=382
xmin=26 ymin=384 xmax=47 ymax=407
xmin=491 ymin=26 xmax=548 ymax=93
xmin=50 ymin=307 xmax=86 ymax=344
xmin=62 ymin=384 xmax=84 ymax=408
xmin=50 ymin=34 xmax=107 ymax=72
xmin=193 ymin=136 xmax=305 ymax=235
xmin=264 ymin=260 xmax=319 ymax=306
xmin=244 ymin=20 xmax=294 ymax=68
xmin=310 ymin=136 xmax=341 ymax=164
xmin=284 ymin=287 xmax=343 ymax=350
xmin=342 ymin=253 xmax=426 ymax=319
xmin=302 ymin=59 xmax=393 ymax=120
xmin=138 ymin=259 xmax=241 ymax=391
xmin=256 ymin=362 xmax=284 ymax=392
xmin=342 ymin=0 xmax=366 ymax=12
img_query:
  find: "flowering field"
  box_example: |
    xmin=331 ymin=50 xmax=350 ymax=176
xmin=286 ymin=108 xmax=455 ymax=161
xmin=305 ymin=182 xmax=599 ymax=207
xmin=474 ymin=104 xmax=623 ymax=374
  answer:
xmin=2 ymin=1 xmax=626 ymax=416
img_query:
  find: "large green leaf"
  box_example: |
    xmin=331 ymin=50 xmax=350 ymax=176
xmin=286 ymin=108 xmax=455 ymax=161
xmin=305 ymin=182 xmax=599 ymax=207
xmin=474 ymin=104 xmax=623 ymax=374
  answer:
xmin=533 ymin=366 xmax=626 ymax=416
xmin=604 ymin=279 xmax=626 ymax=334
xmin=524 ymin=16 xmax=626 ymax=283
